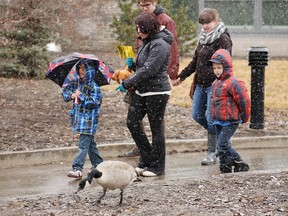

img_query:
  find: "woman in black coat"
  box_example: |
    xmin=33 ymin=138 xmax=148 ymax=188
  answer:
xmin=116 ymin=12 xmax=172 ymax=177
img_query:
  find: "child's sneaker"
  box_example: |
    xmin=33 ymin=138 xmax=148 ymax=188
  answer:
xmin=67 ymin=169 xmax=82 ymax=179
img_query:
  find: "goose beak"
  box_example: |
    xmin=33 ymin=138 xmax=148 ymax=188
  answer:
xmin=75 ymin=186 xmax=83 ymax=194
xmin=133 ymin=177 xmax=142 ymax=182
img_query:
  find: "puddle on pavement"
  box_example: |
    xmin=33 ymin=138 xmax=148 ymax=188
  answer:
xmin=1 ymin=148 xmax=288 ymax=200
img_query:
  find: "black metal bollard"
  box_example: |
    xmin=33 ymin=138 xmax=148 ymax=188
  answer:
xmin=248 ymin=47 xmax=269 ymax=129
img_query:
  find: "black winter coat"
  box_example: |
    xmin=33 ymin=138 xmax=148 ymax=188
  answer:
xmin=123 ymin=29 xmax=172 ymax=94
xmin=179 ymin=31 xmax=232 ymax=87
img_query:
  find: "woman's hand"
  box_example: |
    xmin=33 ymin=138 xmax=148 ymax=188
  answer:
xmin=172 ymin=77 xmax=182 ymax=86
xmin=126 ymin=57 xmax=134 ymax=70
xmin=115 ymin=84 xmax=126 ymax=92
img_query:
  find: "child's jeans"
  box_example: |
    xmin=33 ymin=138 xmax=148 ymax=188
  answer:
xmin=72 ymin=134 xmax=103 ymax=171
xmin=215 ymin=123 xmax=240 ymax=165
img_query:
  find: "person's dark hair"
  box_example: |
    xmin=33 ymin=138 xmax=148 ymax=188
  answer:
xmin=138 ymin=0 xmax=155 ymax=3
xmin=198 ymin=8 xmax=220 ymax=24
xmin=135 ymin=12 xmax=160 ymax=36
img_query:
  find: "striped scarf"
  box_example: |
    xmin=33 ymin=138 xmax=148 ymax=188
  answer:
xmin=199 ymin=22 xmax=227 ymax=45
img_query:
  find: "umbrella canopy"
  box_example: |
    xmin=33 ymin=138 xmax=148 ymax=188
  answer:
xmin=45 ymin=52 xmax=114 ymax=87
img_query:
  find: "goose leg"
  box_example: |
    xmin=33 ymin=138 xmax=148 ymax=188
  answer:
xmin=97 ymin=188 xmax=107 ymax=204
xmin=118 ymin=189 xmax=124 ymax=206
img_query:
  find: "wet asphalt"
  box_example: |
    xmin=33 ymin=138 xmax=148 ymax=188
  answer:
xmin=1 ymin=147 xmax=288 ymax=201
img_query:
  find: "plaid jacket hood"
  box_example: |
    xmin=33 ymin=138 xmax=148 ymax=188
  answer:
xmin=211 ymin=49 xmax=251 ymax=123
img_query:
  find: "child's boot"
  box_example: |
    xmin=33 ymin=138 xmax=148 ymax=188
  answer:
xmin=233 ymin=157 xmax=250 ymax=172
xmin=201 ymin=133 xmax=217 ymax=165
xmin=220 ymin=163 xmax=233 ymax=173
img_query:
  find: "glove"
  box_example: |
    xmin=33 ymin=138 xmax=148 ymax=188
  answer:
xmin=115 ymin=84 xmax=126 ymax=92
xmin=126 ymin=57 xmax=134 ymax=70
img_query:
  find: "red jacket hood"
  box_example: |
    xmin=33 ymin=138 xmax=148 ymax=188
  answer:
xmin=210 ymin=49 xmax=233 ymax=80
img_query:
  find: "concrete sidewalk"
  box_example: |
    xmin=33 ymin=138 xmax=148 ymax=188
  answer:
xmin=1 ymin=136 xmax=287 ymax=169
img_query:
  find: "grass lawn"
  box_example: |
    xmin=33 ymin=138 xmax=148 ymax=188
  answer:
xmin=104 ymin=59 xmax=287 ymax=112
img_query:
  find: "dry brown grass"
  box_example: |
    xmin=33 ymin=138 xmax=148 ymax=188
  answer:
xmin=170 ymin=58 xmax=288 ymax=112
xmin=104 ymin=59 xmax=288 ymax=112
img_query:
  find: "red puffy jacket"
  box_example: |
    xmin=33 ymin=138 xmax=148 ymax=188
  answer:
xmin=210 ymin=49 xmax=251 ymax=123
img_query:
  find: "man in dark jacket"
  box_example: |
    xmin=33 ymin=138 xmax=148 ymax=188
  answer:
xmin=136 ymin=0 xmax=179 ymax=81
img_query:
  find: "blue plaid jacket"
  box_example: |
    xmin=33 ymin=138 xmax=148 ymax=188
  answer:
xmin=62 ymin=64 xmax=102 ymax=135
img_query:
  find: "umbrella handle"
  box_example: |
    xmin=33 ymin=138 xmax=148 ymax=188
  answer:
xmin=75 ymin=80 xmax=80 ymax=104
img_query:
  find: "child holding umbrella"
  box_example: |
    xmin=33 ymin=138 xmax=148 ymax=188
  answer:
xmin=62 ymin=59 xmax=103 ymax=179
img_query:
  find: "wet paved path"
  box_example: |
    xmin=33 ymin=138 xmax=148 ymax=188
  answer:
xmin=1 ymin=148 xmax=288 ymax=201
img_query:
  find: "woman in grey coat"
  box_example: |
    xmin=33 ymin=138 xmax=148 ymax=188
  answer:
xmin=116 ymin=12 xmax=172 ymax=177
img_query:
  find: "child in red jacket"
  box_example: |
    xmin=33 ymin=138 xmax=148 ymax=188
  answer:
xmin=209 ymin=49 xmax=251 ymax=173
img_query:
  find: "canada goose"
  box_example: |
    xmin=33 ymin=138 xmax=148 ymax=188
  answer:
xmin=75 ymin=160 xmax=138 ymax=205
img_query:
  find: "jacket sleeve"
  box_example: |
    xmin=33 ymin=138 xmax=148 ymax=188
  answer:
xmin=232 ymin=81 xmax=251 ymax=123
xmin=163 ymin=19 xmax=180 ymax=80
xmin=178 ymin=44 xmax=199 ymax=81
xmin=62 ymin=78 xmax=80 ymax=102
xmin=123 ymin=41 xmax=170 ymax=89
xmin=62 ymin=85 xmax=74 ymax=102
xmin=219 ymin=33 xmax=233 ymax=55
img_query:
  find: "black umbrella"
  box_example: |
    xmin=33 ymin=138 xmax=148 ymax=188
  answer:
xmin=45 ymin=52 xmax=114 ymax=87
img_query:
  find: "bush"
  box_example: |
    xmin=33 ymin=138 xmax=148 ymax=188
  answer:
xmin=0 ymin=0 xmax=60 ymax=78
xmin=111 ymin=0 xmax=197 ymax=56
